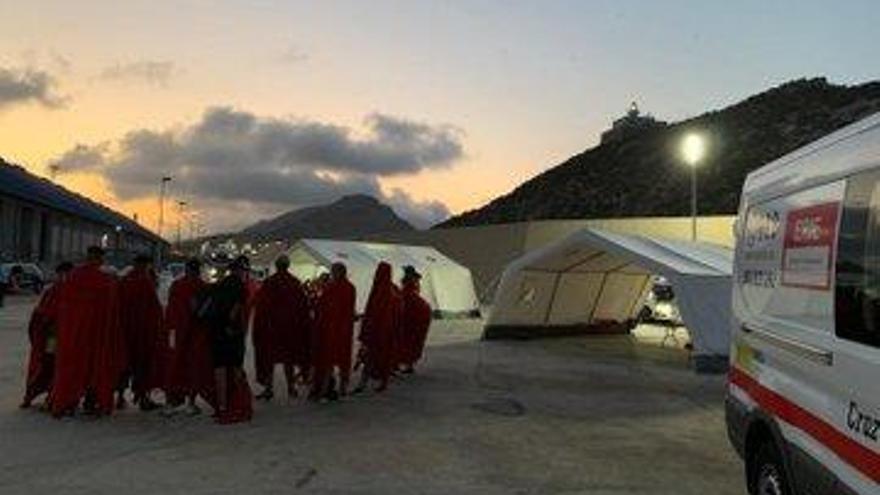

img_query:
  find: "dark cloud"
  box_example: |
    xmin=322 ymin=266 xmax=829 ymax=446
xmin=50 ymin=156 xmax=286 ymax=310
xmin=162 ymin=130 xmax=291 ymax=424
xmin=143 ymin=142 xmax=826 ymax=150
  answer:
xmin=51 ymin=107 xmax=463 ymax=229
xmin=49 ymin=143 xmax=108 ymax=172
xmin=99 ymin=60 xmax=178 ymax=87
xmin=0 ymin=67 xmax=67 ymax=110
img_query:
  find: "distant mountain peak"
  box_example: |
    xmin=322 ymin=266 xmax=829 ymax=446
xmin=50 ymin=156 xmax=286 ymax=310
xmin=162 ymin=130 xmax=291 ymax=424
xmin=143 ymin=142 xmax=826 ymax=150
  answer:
xmin=338 ymin=193 xmax=378 ymax=202
xmin=240 ymin=194 xmax=413 ymax=242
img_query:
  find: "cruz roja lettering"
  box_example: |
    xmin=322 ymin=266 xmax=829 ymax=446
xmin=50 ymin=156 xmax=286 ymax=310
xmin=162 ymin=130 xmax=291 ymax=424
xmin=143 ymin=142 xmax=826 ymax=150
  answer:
xmin=846 ymin=401 xmax=880 ymax=442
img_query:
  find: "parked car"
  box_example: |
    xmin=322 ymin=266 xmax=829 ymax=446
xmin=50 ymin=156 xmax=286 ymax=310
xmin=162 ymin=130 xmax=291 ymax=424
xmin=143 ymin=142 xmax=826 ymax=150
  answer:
xmin=0 ymin=263 xmax=45 ymax=294
xmin=727 ymin=113 xmax=880 ymax=494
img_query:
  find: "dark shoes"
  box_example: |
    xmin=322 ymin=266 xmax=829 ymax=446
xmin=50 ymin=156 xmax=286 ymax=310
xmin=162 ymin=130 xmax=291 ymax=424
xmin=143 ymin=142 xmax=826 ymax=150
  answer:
xmin=255 ymin=388 xmax=274 ymax=401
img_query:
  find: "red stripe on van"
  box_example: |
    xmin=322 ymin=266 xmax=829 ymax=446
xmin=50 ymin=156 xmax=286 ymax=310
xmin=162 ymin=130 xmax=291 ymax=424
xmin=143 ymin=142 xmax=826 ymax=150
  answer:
xmin=729 ymin=366 xmax=880 ymax=484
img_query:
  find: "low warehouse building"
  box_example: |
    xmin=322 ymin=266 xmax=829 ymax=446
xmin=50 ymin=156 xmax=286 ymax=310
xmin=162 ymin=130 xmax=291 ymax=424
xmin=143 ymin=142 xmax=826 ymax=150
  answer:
xmin=486 ymin=228 xmax=733 ymax=372
xmin=0 ymin=160 xmax=167 ymax=268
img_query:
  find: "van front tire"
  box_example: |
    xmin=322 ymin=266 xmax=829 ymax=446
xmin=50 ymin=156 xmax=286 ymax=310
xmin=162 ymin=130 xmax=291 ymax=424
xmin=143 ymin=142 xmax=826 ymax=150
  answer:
xmin=751 ymin=442 xmax=792 ymax=495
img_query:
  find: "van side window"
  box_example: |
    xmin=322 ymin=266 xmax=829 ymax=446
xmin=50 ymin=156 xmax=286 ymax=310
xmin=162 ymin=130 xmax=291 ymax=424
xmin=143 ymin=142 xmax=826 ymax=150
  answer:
xmin=835 ymin=169 xmax=880 ymax=347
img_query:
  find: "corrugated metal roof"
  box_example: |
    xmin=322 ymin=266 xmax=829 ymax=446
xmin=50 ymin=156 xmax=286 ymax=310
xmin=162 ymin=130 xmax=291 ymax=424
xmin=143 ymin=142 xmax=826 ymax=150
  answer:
xmin=0 ymin=160 xmax=166 ymax=244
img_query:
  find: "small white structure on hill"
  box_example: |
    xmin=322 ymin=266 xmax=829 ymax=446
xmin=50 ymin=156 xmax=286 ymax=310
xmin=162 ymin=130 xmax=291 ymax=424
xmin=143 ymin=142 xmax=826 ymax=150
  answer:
xmin=286 ymin=239 xmax=480 ymax=317
xmin=486 ymin=229 xmax=733 ymax=372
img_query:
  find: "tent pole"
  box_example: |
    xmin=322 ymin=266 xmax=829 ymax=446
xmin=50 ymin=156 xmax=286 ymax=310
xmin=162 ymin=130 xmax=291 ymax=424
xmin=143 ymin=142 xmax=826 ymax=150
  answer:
xmin=585 ymin=272 xmax=609 ymax=325
xmin=543 ymin=272 xmax=563 ymax=325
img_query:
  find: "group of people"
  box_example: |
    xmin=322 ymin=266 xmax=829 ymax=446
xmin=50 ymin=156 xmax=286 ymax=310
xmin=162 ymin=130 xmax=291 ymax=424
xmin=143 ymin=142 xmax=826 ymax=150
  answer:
xmin=19 ymin=245 xmax=433 ymax=424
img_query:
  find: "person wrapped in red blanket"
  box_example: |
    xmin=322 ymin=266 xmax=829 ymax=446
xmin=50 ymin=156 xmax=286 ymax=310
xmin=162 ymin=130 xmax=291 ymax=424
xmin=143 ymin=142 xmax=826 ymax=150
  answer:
xmin=355 ymin=262 xmax=402 ymax=393
xmin=252 ymin=255 xmax=311 ymax=401
xmin=49 ymin=246 xmax=124 ymax=418
xmin=311 ymin=262 xmax=356 ymax=401
xmin=20 ymin=262 xmax=73 ymax=409
xmin=397 ymin=266 xmax=432 ymax=374
xmin=117 ymin=254 xmax=164 ymax=411
xmin=163 ymin=258 xmax=214 ymax=415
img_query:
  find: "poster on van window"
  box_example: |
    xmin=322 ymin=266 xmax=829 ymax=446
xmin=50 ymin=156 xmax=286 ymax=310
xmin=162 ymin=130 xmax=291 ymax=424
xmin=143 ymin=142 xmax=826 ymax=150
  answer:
xmin=781 ymin=202 xmax=840 ymax=290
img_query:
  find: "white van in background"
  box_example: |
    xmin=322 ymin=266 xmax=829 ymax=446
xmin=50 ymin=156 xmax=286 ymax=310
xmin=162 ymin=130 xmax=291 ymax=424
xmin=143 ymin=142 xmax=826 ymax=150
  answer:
xmin=727 ymin=113 xmax=880 ymax=495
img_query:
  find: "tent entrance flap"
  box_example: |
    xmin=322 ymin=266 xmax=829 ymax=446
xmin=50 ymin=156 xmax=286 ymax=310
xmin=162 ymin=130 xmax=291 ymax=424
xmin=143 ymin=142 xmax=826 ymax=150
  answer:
xmin=485 ymin=228 xmax=733 ymax=372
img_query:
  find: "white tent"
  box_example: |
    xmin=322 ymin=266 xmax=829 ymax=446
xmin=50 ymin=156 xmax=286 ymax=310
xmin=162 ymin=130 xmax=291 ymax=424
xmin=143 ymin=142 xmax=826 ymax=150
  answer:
xmin=486 ymin=229 xmax=733 ymax=371
xmin=286 ymin=239 xmax=480 ymax=317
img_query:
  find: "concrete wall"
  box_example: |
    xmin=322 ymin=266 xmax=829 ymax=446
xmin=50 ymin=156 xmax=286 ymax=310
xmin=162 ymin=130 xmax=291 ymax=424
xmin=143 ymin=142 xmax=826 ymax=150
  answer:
xmin=360 ymin=215 xmax=735 ymax=302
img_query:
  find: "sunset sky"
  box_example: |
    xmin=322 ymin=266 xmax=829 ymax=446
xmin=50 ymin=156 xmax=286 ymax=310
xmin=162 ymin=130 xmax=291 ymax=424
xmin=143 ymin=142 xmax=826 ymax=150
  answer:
xmin=1 ymin=0 xmax=878 ymax=236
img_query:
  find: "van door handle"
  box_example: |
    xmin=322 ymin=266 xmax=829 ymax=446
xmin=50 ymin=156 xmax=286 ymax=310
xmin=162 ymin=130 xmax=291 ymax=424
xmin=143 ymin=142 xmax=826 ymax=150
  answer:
xmin=742 ymin=324 xmax=833 ymax=366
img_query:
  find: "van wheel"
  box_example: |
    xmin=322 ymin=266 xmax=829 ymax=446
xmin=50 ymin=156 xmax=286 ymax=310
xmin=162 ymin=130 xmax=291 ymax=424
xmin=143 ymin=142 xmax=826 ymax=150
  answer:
xmin=752 ymin=442 xmax=791 ymax=495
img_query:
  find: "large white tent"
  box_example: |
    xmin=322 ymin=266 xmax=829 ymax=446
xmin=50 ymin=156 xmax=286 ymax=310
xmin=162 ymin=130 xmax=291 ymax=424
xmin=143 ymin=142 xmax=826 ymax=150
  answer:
xmin=286 ymin=239 xmax=480 ymax=317
xmin=486 ymin=229 xmax=733 ymax=372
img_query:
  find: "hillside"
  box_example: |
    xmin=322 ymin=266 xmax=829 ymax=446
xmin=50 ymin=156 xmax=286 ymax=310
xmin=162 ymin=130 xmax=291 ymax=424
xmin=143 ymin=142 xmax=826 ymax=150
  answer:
xmin=239 ymin=194 xmax=414 ymax=241
xmin=440 ymin=78 xmax=880 ymax=227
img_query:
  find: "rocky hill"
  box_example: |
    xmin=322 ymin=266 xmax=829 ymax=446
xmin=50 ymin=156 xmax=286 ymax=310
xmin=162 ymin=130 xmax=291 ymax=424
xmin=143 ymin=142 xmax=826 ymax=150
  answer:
xmin=239 ymin=194 xmax=414 ymax=241
xmin=440 ymin=78 xmax=880 ymax=228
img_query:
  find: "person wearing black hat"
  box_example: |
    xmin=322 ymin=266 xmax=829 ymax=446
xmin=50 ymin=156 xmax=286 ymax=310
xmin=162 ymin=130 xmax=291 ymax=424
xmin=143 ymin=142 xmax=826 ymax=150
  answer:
xmin=398 ymin=266 xmax=432 ymax=374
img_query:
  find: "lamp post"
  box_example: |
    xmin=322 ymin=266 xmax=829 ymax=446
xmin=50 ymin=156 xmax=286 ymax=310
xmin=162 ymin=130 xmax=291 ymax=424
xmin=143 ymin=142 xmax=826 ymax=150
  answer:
xmin=176 ymin=200 xmax=187 ymax=250
xmin=681 ymin=133 xmax=706 ymax=242
xmin=157 ymin=176 xmax=172 ymax=267
xmin=158 ymin=176 xmax=172 ymax=238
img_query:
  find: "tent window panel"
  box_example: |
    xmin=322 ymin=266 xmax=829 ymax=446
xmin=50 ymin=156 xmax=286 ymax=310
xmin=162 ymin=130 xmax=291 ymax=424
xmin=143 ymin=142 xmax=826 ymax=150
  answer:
xmin=495 ymin=271 xmax=559 ymax=325
xmin=592 ymin=274 xmax=651 ymax=322
xmin=547 ymin=272 xmax=605 ymax=325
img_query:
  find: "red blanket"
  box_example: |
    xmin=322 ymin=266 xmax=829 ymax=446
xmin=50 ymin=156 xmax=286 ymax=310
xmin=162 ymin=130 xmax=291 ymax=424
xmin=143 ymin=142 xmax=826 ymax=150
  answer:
xmin=358 ymin=263 xmax=402 ymax=385
xmin=164 ymin=275 xmax=213 ymax=404
xmin=252 ymin=272 xmax=311 ymax=386
xmin=50 ymin=263 xmax=123 ymax=416
xmin=119 ymin=267 xmax=164 ymax=398
xmin=22 ymin=282 xmax=63 ymax=405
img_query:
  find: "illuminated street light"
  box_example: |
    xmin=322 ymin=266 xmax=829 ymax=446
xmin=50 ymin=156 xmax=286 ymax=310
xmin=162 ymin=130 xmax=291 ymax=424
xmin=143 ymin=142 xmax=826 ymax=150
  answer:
xmin=680 ymin=133 xmax=706 ymax=241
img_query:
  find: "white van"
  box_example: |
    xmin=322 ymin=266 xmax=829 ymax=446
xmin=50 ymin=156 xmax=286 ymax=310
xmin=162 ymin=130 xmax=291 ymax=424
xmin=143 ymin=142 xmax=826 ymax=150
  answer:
xmin=727 ymin=112 xmax=880 ymax=494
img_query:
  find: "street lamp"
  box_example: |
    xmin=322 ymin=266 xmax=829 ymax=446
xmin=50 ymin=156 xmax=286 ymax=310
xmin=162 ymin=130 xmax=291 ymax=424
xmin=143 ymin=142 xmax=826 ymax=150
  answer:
xmin=158 ymin=176 xmax=172 ymax=238
xmin=157 ymin=176 xmax=172 ymax=267
xmin=176 ymin=200 xmax=187 ymax=250
xmin=681 ymin=133 xmax=706 ymax=241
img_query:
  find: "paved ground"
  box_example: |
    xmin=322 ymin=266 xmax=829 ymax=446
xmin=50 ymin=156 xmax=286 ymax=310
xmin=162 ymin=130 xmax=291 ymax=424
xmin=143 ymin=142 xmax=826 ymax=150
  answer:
xmin=0 ymin=295 xmax=746 ymax=494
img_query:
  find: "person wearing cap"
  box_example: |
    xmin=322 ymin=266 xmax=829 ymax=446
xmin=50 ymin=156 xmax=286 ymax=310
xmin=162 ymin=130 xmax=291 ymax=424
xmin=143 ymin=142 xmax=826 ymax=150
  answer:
xmin=252 ymin=254 xmax=311 ymax=401
xmin=398 ymin=266 xmax=432 ymax=374
xmin=163 ymin=258 xmax=212 ymax=415
xmin=118 ymin=254 xmax=164 ymax=411
xmin=203 ymin=255 xmax=253 ymax=423
xmin=20 ymin=261 xmax=73 ymax=409
xmin=50 ymin=246 xmax=124 ymax=417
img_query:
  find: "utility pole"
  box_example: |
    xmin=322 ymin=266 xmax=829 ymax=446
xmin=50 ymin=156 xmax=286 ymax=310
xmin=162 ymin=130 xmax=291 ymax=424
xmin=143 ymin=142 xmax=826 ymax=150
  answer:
xmin=176 ymin=200 xmax=187 ymax=251
xmin=157 ymin=176 xmax=172 ymax=266
xmin=681 ymin=133 xmax=705 ymax=242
